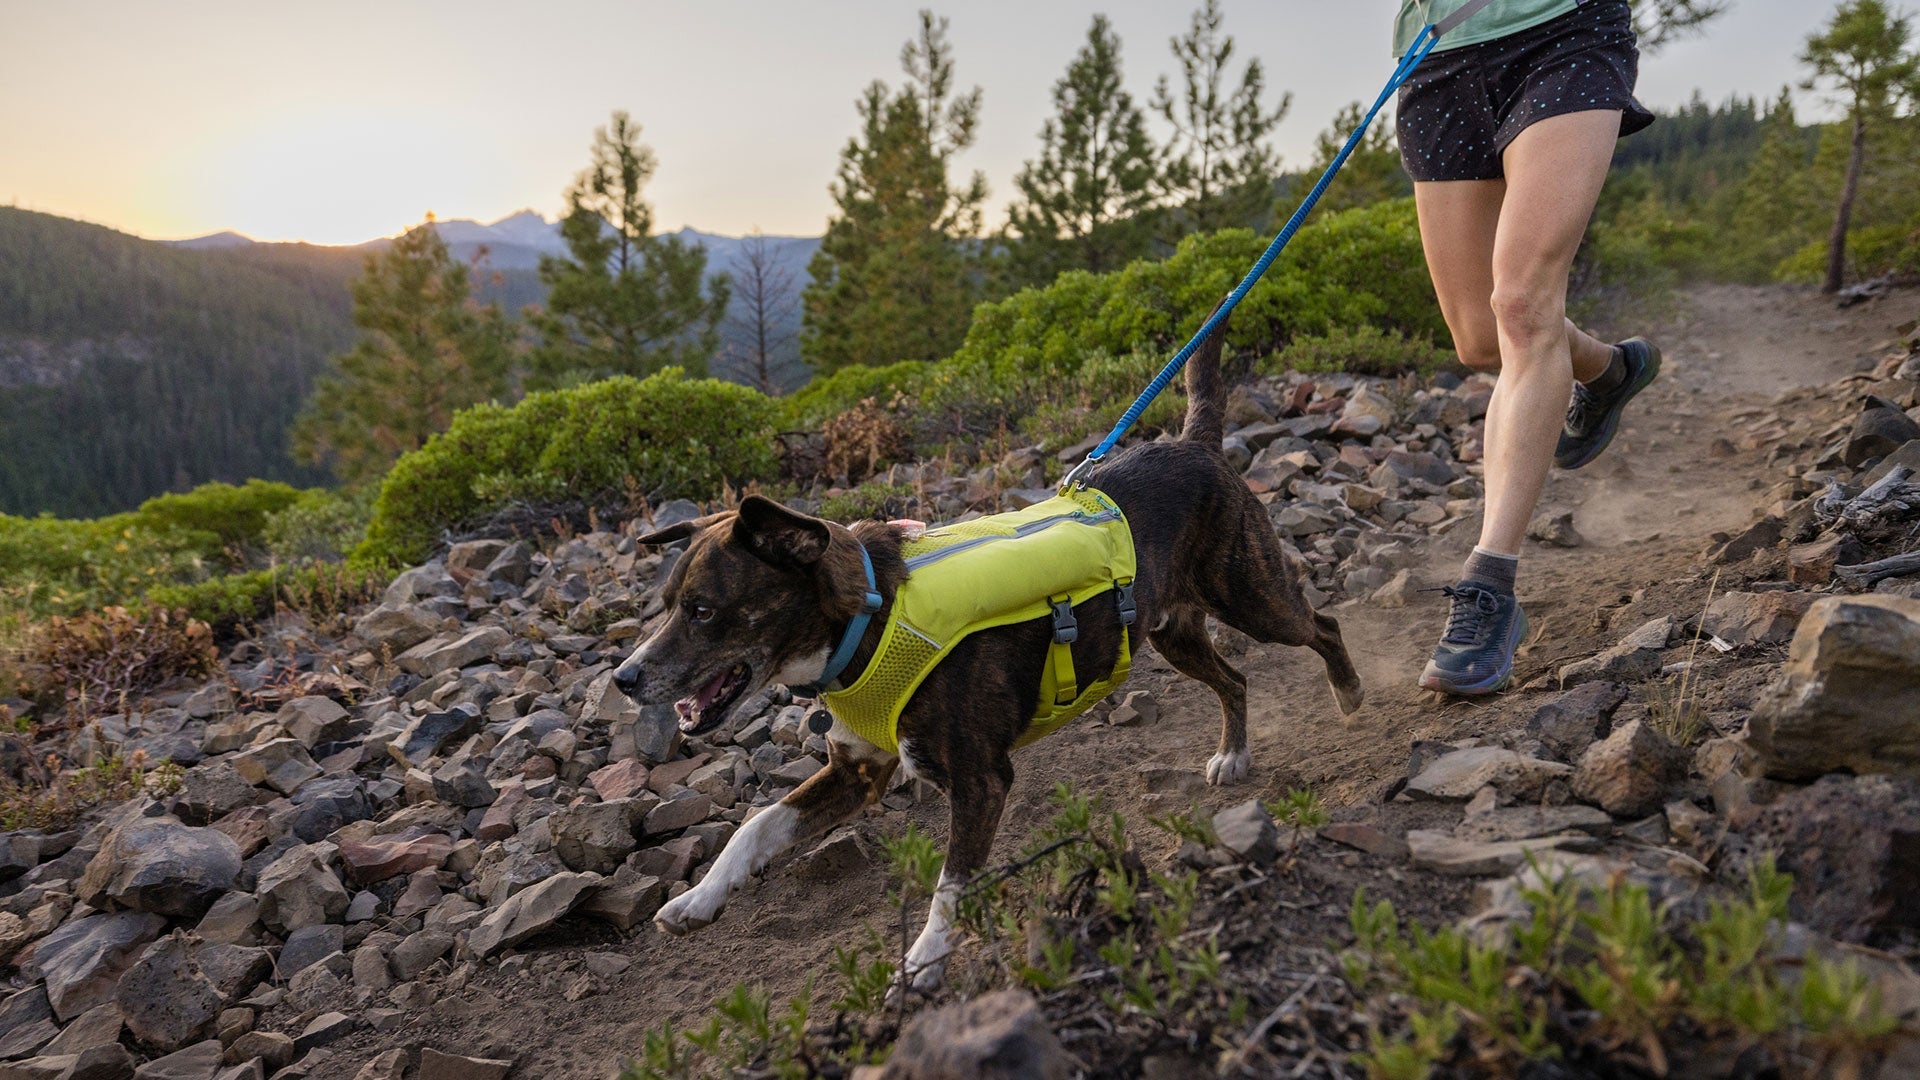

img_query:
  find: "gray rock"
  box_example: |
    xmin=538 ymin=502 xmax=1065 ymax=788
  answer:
xmin=1406 ymin=829 xmax=1593 ymax=877
xmin=275 ymin=697 xmax=351 ymax=750
xmin=77 ymin=818 xmax=241 ymax=920
xmin=1525 ymin=683 xmax=1627 ymax=762
xmin=466 ymin=872 xmax=602 ymax=959
xmin=193 ymin=894 xmax=260 ymax=946
xmin=194 ymin=944 xmax=272 ymax=1001
xmin=41 ymin=1003 xmax=123 ymax=1057
xmin=1108 ymin=690 xmax=1158 ymax=727
xmin=174 ymin=762 xmax=258 ymax=826
xmin=643 ymin=794 xmax=712 ymax=837
xmin=1844 ymin=398 xmax=1920 ymax=466
xmin=418 ymin=1048 xmax=513 ymax=1080
xmin=132 ymin=1039 xmax=223 ymax=1080
xmin=1702 ymin=591 xmax=1819 ymax=648
xmin=878 ymin=990 xmax=1073 ymax=1080
xmin=291 ymin=1012 xmax=354 ymax=1056
xmin=278 ymin=925 xmax=343 ymax=977
xmin=1559 ymin=617 xmax=1673 ymax=688
xmin=28 ymin=911 xmax=168 ymax=1021
xmin=1572 ymin=720 xmax=1688 ymax=819
xmin=430 ymin=758 xmax=496 ymax=808
xmin=226 ymin=1031 xmax=294 ymax=1071
xmin=1748 ymin=595 xmax=1920 ymax=780
xmin=228 ymin=740 xmax=320 ymax=796
xmin=395 ymin=626 xmax=511 ymax=677
xmin=609 ymin=705 xmax=681 ymax=766
xmin=1731 ymin=774 xmax=1920 ymax=941
xmin=385 ymin=706 xmax=482 ymax=768
xmin=389 ymin=931 xmax=454 ymax=980
xmin=549 ymin=799 xmax=647 ymax=874
xmin=1454 ymin=805 xmax=1612 ymax=844
xmin=287 ymin=778 xmax=371 ymax=844
xmin=351 ymin=1049 xmax=409 ymax=1080
xmin=1526 ymin=511 xmax=1584 ymax=548
xmin=383 ymin=563 xmax=459 ymax=606
xmin=1211 ymin=801 xmax=1278 ymax=866
xmin=115 ymin=935 xmax=221 ymax=1053
xmin=352 ymin=604 xmax=443 ymax=654
xmin=253 ymin=845 xmax=349 ymax=936
xmin=1405 ymin=747 xmax=1571 ymax=803
xmin=0 ymin=986 xmax=55 ymax=1059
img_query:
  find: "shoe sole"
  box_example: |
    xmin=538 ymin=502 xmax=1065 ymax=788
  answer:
xmin=1418 ymin=607 xmax=1529 ymax=696
xmin=1557 ymin=339 xmax=1662 ymax=471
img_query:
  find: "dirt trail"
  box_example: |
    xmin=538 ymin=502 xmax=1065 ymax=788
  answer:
xmin=316 ymin=283 xmax=1916 ymax=1079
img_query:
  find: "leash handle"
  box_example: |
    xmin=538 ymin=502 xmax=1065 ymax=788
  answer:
xmin=1060 ymin=12 xmax=1470 ymax=492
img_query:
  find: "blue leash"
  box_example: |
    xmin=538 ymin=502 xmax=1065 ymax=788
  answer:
xmin=1060 ymin=8 xmax=1481 ymax=493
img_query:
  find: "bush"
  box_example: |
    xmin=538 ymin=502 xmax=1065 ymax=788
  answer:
xmin=145 ymin=562 xmax=388 ymax=637
xmin=26 ymin=606 xmax=215 ymax=722
xmin=784 ymin=361 xmax=929 ymax=429
xmin=1261 ymin=325 xmax=1457 ymax=378
xmin=262 ymin=487 xmax=375 ymax=563
xmin=355 ymin=369 xmax=781 ymax=567
xmin=1775 ymin=223 xmax=1920 ymax=284
xmin=816 ymin=482 xmax=918 ymax=524
xmin=0 ymin=513 xmax=204 ymax=616
xmin=822 ymin=398 xmax=914 ymax=483
xmin=128 ymin=479 xmax=304 ymax=563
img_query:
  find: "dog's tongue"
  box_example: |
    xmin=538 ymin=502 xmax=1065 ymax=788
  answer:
xmin=674 ymin=668 xmax=734 ymax=719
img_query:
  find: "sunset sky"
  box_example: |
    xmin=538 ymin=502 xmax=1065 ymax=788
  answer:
xmin=1 ymin=0 xmax=1831 ymax=246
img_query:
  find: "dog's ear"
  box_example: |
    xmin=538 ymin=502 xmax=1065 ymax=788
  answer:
xmin=734 ymin=495 xmax=832 ymax=568
xmin=635 ymin=512 xmax=731 ymax=548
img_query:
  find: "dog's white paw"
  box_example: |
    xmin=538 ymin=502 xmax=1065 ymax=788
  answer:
xmin=654 ymin=887 xmax=725 ymax=936
xmin=1205 ymin=748 xmax=1251 ymax=786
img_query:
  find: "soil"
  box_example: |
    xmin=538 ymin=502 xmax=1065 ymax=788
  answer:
xmin=296 ymin=283 xmax=1919 ymax=1078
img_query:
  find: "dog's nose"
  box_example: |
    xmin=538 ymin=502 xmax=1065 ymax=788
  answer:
xmin=612 ymin=664 xmax=642 ymax=695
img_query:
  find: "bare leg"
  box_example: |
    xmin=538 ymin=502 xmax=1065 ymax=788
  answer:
xmin=1477 ymin=110 xmax=1623 ymax=555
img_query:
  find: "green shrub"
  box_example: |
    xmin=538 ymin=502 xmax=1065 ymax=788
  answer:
xmin=146 ymin=562 xmax=388 ymax=636
xmin=816 ymin=482 xmax=917 ymax=524
xmin=0 ymin=513 xmax=205 ymax=617
xmin=1775 ymin=223 xmax=1920 ymax=284
xmin=263 ymin=487 xmax=375 ymax=563
xmin=784 ymin=361 xmax=929 ymax=429
xmin=1261 ymin=325 xmax=1456 ymax=378
xmin=356 ymin=369 xmax=780 ymax=567
xmin=128 ymin=479 xmax=304 ymax=562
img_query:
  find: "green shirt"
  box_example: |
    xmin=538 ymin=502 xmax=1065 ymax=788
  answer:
xmin=1393 ymin=0 xmax=1578 ymax=56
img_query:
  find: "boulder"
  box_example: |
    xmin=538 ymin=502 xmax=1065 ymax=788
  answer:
xmin=1572 ymin=720 xmax=1688 ymax=819
xmin=228 ymin=740 xmax=320 ymax=796
xmin=395 ymin=627 xmax=511 ymax=677
xmin=878 ymin=990 xmax=1072 ymax=1080
xmin=579 ymin=874 xmax=666 ymax=932
xmin=275 ymin=697 xmax=351 ymax=750
xmin=1749 ymin=596 xmax=1920 ymax=779
xmin=115 ymin=935 xmax=221 ymax=1053
xmin=0 ymin=986 xmax=56 ymax=1060
xmin=40 ymin=1003 xmax=124 ymax=1057
xmin=78 ymin=818 xmax=241 ymax=919
xmin=278 ymin=925 xmax=343 ymax=976
xmin=643 ymin=794 xmax=712 ymax=837
xmin=587 ymin=759 xmax=650 ymax=801
xmin=549 ymin=800 xmax=647 ymax=874
xmin=173 ymin=762 xmax=259 ymax=826
xmin=1843 ymin=397 xmax=1920 ymax=467
xmin=351 ymin=604 xmax=443 ymax=654
xmin=253 ymin=845 xmax=349 ymax=935
xmin=1405 ymin=747 xmax=1571 ymax=803
xmin=466 ymin=872 xmax=602 ymax=959
xmin=338 ymin=834 xmax=452 ymax=886
xmin=1524 ymin=682 xmax=1627 ymax=762
xmin=1211 ymin=801 xmax=1278 ymax=866
xmin=1702 ymin=590 xmax=1819 ymax=647
xmin=386 ymin=705 xmax=482 ymax=768
xmin=287 ymin=778 xmax=372 ymax=844
xmin=27 ymin=911 xmax=167 ymax=1021
xmin=1732 ymin=774 xmax=1920 ymax=942
xmin=1559 ymin=617 xmax=1672 ymax=688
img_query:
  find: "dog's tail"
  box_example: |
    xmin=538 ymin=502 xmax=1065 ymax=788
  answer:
xmin=1181 ymin=298 xmax=1231 ymax=450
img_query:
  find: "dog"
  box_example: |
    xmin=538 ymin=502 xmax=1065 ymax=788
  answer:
xmin=609 ymin=310 xmax=1364 ymax=989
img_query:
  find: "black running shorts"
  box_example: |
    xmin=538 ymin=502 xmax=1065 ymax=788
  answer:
xmin=1395 ymin=0 xmax=1654 ymax=182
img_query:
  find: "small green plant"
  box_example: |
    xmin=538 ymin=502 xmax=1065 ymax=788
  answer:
xmin=1268 ymin=786 xmax=1330 ymax=865
xmin=0 ymin=751 xmax=168 ymax=831
xmin=816 ymin=483 xmax=916 ymax=524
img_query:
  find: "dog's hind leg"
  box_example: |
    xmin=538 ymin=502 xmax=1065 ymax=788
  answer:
xmin=902 ymin=756 xmax=1012 ymax=992
xmin=655 ymin=732 xmax=896 ymax=936
xmin=1151 ymin=607 xmax=1252 ymax=785
xmin=1207 ymin=510 xmax=1366 ymax=716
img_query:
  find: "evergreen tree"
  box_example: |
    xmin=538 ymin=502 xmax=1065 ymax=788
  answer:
xmin=1152 ymin=0 xmax=1290 ymax=235
xmin=722 ymin=230 xmax=804 ymax=394
xmin=1301 ymin=101 xmax=1409 ymax=214
xmin=802 ymin=11 xmax=988 ymax=374
xmin=1799 ymin=0 xmax=1920 ymax=292
xmin=1006 ymin=16 xmax=1158 ymax=286
xmin=1724 ymin=89 xmax=1825 ymax=275
xmin=1632 ymin=0 xmax=1730 ymax=51
xmin=290 ymin=218 xmax=513 ymax=486
xmin=527 ymin=111 xmax=729 ymax=387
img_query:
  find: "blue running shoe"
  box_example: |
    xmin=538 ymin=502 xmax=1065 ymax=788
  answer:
xmin=1556 ymin=338 xmax=1662 ymax=470
xmin=1419 ymin=584 xmax=1528 ymax=696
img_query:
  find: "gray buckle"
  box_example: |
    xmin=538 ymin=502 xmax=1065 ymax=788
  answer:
xmin=1049 ymin=598 xmax=1078 ymax=644
xmin=1115 ymin=581 xmax=1136 ymax=626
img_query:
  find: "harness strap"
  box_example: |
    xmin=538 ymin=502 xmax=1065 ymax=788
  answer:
xmin=1432 ymin=0 xmax=1505 ymax=38
xmin=1048 ymin=595 xmax=1079 ymax=706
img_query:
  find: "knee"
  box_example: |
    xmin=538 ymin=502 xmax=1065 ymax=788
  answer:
xmin=1452 ymin=331 xmax=1502 ymax=372
xmin=1488 ymin=283 xmax=1566 ymax=354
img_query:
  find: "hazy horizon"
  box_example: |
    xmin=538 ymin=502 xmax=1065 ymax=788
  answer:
xmin=3 ymin=0 xmax=1832 ymax=246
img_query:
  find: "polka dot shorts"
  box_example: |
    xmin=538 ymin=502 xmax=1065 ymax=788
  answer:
xmin=1396 ymin=0 xmax=1654 ymax=182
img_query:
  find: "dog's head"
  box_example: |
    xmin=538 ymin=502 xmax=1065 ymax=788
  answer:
xmin=610 ymin=496 xmax=871 ymax=736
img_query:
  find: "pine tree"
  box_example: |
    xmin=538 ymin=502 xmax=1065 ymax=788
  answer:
xmin=290 ymin=218 xmax=513 ymax=486
xmin=1006 ymin=15 xmax=1158 ymax=287
xmin=802 ymin=11 xmax=988 ymax=374
xmin=1301 ymin=101 xmax=1410 ymax=214
xmin=527 ymin=111 xmax=730 ymax=387
xmin=1632 ymin=0 xmax=1730 ymax=51
xmin=1152 ymin=0 xmax=1291 ymax=236
xmin=1725 ymin=89 xmax=1823 ymax=276
xmin=1799 ymin=0 xmax=1920 ymax=292
xmin=721 ymin=231 xmax=804 ymax=394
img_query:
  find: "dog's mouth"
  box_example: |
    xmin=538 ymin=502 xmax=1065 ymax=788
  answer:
xmin=674 ymin=663 xmax=752 ymax=734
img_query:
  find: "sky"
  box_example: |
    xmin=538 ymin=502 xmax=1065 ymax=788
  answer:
xmin=0 ymin=0 xmax=1836 ymax=246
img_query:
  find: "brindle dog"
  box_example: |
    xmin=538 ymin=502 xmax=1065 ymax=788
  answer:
xmin=610 ymin=310 xmax=1363 ymax=989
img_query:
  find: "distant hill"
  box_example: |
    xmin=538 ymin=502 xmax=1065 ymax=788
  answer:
xmin=0 ymin=209 xmax=818 ymax=517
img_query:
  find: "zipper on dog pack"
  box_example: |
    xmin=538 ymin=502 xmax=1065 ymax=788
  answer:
xmin=902 ymin=508 xmax=1121 ymax=573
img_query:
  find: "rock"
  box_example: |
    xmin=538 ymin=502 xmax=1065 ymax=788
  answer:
xmin=228 ymin=740 xmax=320 ymax=796
xmin=386 ymin=706 xmax=482 ymax=767
xmin=41 ymin=1003 xmax=123 ymax=1057
xmin=1405 ymin=747 xmax=1571 ymax=803
xmin=1382 ymin=449 xmax=1453 ymax=487
xmin=132 ymin=1040 xmax=222 ymax=1080
xmin=350 ymin=1049 xmax=409 ymax=1080
xmin=549 ymin=800 xmax=647 ymax=875
xmin=1525 ymin=683 xmax=1627 ymax=762
xmin=417 ymin=1049 xmax=512 ymax=1080
xmin=1319 ymin=822 xmax=1408 ymax=859
xmin=351 ymin=944 xmax=393 ymax=994
xmin=1526 ymin=511 xmax=1584 ymax=548
xmin=1454 ymin=805 xmax=1612 ymax=843
xmin=193 ymin=894 xmax=260 ymax=946
xmin=608 ymin=705 xmax=681 ymax=766
xmin=390 ymin=931 xmax=454 ymax=980
xmin=1788 ymin=534 xmax=1865 ymax=585
xmin=206 ymin=808 xmax=272 ymax=858
xmin=1372 ymin=569 xmax=1422 ymax=609
xmin=445 ymin=539 xmax=509 ymax=582
xmin=0 ymin=986 xmax=55 ymax=1059
xmin=174 ymin=763 xmax=259 ymax=826
xmin=1702 ymin=591 xmax=1819 ymax=648
xmin=351 ymin=605 xmax=442 ymax=654
xmin=224 ymin=1032 xmax=292 ymax=1071
xmin=587 ymin=759 xmax=650 ymax=801
xmin=466 ymin=872 xmax=602 ymax=959
xmin=27 ymin=911 xmax=168 ymax=1021
xmin=1108 ymin=691 xmax=1158 ymax=727
xmin=194 ymin=945 xmax=271 ymax=1001
xmin=1211 ymin=801 xmax=1278 ymax=865
xmin=287 ymin=778 xmax=371 ymax=843
xmin=428 ymin=758 xmax=495 ymax=808
xmin=395 ymin=627 xmax=510 ymax=677
xmin=78 ymin=818 xmax=242 ymax=920
xmin=1558 ymin=617 xmax=1673 ymax=687
xmin=1733 ymin=774 xmax=1920 ymax=941
xmin=278 ymin=925 xmax=343 ymax=976
xmin=253 ymin=844 xmax=349 ymax=935
xmin=391 ymin=870 xmax=442 ymax=919
xmin=116 ymin=935 xmax=221 ymax=1053
xmin=73 ymin=1043 xmax=138 ymax=1080
xmin=383 ymin=563 xmax=458 ymax=606
xmin=476 ymin=784 xmax=527 ymax=844
xmin=1844 ymin=397 xmax=1920 ymax=467
xmin=338 ymin=834 xmax=452 ymax=886
xmin=878 ymin=990 xmax=1072 ymax=1080
xmin=275 ymin=697 xmax=351 ymax=750
xmin=1572 ymin=720 xmax=1687 ymax=818
xmin=643 ymin=794 xmax=712 ymax=837
xmin=1709 ymin=515 xmax=1785 ymax=565
xmin=1406 ymin=830 xmax=1591 ymax=877
xmin=579 ymin=874 xmax=666 ymax=932
xmin=291 ymin=1012 xmax=353 ymax=1055
xmin=1748 ymin=596 xmax=1920 ymax=780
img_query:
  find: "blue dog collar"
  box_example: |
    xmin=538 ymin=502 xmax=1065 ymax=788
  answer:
xmin=798 ymin=543 xmax=882 ymax=696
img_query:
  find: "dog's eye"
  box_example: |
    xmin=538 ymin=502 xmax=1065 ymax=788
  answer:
xmin=690 ymin=604 xmax=715 ymax=623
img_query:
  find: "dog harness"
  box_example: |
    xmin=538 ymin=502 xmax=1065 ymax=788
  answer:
xmin=821 ymin=488 xmax=1138 ymax=755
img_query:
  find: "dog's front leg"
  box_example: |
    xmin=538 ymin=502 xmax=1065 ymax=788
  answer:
xmin=901 ymin=763 xmax=1009 ymax=992
xmin=656 ymin=735 xmax=896 ymax=935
